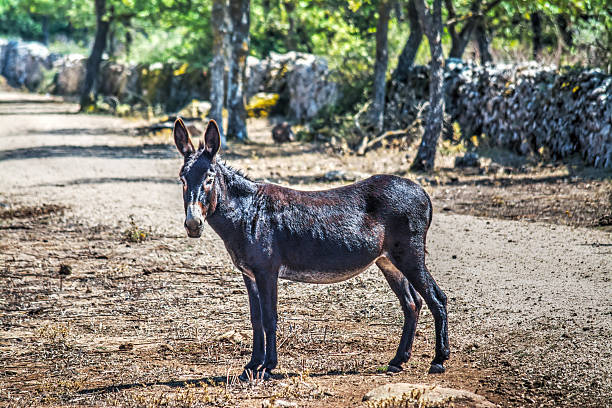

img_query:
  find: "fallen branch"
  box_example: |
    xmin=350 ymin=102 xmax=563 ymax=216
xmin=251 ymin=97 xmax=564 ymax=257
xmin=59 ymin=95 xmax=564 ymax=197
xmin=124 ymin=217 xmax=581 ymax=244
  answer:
xmin=135 ymin=116 xmax=204 ymax=135
xmin=354 ymin=102 xmax=371 ymax=154
xmin=357 ymin=102 xmax=428 ymax=155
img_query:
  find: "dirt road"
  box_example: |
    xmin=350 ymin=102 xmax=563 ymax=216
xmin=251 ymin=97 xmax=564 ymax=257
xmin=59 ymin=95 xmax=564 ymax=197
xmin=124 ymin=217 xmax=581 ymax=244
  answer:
xmin=1 ymin=92 xmax=610 ymax=407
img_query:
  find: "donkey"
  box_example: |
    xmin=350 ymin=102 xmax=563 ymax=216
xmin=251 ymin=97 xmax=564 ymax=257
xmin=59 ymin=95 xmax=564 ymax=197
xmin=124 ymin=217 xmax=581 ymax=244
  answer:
xmin=173 ymin=118 xmax=450 ymax=380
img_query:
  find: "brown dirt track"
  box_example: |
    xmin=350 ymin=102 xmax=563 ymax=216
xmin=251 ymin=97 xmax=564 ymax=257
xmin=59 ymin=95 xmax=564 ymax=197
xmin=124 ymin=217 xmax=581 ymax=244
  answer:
xmin=0 ymin=92 xmax=611 ymax=407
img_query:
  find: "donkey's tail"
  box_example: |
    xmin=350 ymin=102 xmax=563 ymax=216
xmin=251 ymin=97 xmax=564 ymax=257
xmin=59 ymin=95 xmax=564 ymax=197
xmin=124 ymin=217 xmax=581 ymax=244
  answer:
xmin=424 ymin=191 xmax=433 ymax=255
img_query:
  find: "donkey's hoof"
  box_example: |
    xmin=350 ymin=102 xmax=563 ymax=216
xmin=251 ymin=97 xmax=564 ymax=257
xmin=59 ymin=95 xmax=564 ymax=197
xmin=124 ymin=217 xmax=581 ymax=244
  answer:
xmin=386 ymin=364 xmax=403 ymax=373
xmin=239 ymin=368 xmax=271 ymax=382
xmin=428 ymin=363 xmax=445 ymax=374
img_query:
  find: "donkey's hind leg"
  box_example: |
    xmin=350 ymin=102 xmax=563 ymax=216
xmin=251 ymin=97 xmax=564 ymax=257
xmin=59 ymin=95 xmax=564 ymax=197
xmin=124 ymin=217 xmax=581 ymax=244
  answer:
xmin=388 ymin=238 xmax=450 ymax=374
xmin=239 ymin=274 xmax=266 ymax=381
xmin=376 ymin=257 xmax=422 ymax=373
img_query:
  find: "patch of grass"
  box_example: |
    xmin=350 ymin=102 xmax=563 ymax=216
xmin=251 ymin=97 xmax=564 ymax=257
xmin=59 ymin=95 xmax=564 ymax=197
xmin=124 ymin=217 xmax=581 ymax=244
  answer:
xmin=123 ymin=215 xmax=151 ymax=243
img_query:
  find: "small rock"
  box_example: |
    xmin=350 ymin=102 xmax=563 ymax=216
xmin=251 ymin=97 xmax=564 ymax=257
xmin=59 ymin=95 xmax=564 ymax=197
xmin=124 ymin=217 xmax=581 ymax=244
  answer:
xmin=262 ymin=399 xmax=297 ymax=408
xmin=215 ymin=329 xmax=247 ymax=345
xmin=58 ymin=264 xmax=72 ymax=277
xmin=455 ymin=152 xmax=481 ymax=168
xmin=271 ymin=122 xmax=295 ymax=143
xmin=159 ymin=344 xmax=174 ymax=353
xmin=363 ymin=383 xmax=495 ymax=408
xmin=118 ymin=343 xmax=134 ymax=351
xmin=322 ymin=170 xmax=346 ymax=182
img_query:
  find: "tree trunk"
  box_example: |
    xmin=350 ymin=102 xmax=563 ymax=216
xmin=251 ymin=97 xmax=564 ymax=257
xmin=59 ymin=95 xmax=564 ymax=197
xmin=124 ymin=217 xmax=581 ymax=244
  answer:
xmin=556 ymin=14 xmax=572 ymax=48
xmin=411 ymin=0 xmax=444 ymax=172
xmin=445 ymin=0 xmax=481 ymax=60
xmin=371 ymin=0 xmax=392 ymax=133
xmin=532 ymin=11 xmax=543 ymax=59
xmin=125 ymin=30 xmax=132 ymax=59
xmin=284 ymin=1 xmax=297 ymax=50
xmin=210 ymin=0 xmax=229 ymax=147
xmin=393 ymin=0 xmax=422 ymax=82
xmin=80 ymin=0 xmax=112 ymax=110
xmin=41 ymin=16 xmax=49 ymax=45
xmin=226 ymin=0 xmax=250 ymax=141
xmin=475 ymin=17 xmax=492 ymax=64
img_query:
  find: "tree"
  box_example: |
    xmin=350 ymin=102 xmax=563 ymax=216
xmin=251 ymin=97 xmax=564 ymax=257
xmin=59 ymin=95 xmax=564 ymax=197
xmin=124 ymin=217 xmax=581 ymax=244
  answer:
xmin=444 ymin=0 xmax=503 ymax=60
xmin=226 ymin=0 xmax=251 ymax=141
xmin=393 ymin=0 xmax=423 ymax=82
xmin=475 ymin=16 xmax=493 ymax=64
xmin=210 ymin=0 xmax=230 ymax=147
xmin=80 ymin=0 xmax=112 ymax=110
xmin=531 ymin=11 xmax=543 ymax=59
xmin=371 ymin=0 xmax=392 ymax=133
xmin=411 ymin=0 xmax=444 ymax=172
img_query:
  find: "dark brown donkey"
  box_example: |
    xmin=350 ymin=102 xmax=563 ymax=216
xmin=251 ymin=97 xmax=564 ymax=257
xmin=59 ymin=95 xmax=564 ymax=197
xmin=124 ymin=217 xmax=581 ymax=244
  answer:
xmin=173 ymin=118 xmax=450 ymax=380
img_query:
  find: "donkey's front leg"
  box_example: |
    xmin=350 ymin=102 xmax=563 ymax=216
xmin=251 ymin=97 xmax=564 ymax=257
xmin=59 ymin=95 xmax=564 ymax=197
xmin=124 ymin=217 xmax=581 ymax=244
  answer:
xmin=254 ymin=270 xmax=279 ymax=379
xmin=239 ymin=274 xmax=265 ymax=381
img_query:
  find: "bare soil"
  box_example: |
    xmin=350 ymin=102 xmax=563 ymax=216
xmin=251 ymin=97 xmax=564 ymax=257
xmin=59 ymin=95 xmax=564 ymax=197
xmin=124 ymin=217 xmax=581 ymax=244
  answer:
xmin=0 ymin=91 xmax=611 ymax=407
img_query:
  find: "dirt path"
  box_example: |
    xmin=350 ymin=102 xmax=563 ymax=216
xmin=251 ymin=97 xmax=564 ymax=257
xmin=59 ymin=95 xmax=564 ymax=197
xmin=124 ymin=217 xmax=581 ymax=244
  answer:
xmin=0 ymin=92 xmax=611 ymax=407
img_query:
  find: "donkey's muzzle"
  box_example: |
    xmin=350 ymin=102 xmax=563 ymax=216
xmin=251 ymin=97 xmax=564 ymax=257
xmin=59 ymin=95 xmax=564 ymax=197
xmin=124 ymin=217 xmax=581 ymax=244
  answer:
xmin=185 ymin=203 xmax=204 ymax=238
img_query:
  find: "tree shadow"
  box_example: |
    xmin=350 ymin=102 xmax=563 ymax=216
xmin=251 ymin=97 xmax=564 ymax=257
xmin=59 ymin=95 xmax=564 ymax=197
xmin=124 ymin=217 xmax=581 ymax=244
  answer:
xmin=0 ymin=110 xmax=79 ymax=115
xmin=440 ymin=174 xmax=576 ymax=187
xmin=0 ymin=143 xmax=257 ymax=162
xmin=26 ymin=128 xmax=136 ymax=137
xmin=0 ymin=144 xmax=178 ymax=161
xmin=77 ymin=369 xmax=362 ymax=396
xmin=0 ymin=99 xmax=65 ymax=104
xmin=78 ymin=375 xmax=228 ymax=395
xmin=36 ymin=176 xmax=181 ymax=187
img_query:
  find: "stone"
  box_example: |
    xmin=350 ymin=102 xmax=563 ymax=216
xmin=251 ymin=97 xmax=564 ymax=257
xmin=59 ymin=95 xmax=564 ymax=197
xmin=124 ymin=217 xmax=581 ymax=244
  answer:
xmin=1 ymin=40 xmax=52 ymax=90
xmin=52 ymin=54 xmax=86 ymax=95
xmin=215 ymin=329 xmax=247 ymax=345
xmin=320 ymin=170 xmax=366 ymax=182
xmin=287 ymin=53 xmax=338 ymax=121
xmin=271 ymin=122 xmax=295 ymax=143
xmin=363 ymin=383 xmax=496 ymax=408
xmin=261 ymin=399 xmax=297 ymax=408
xmin=455 ymin=152 xmax=481 ymax=168
xmin=246 ymin=52 xmax=338 ymax=121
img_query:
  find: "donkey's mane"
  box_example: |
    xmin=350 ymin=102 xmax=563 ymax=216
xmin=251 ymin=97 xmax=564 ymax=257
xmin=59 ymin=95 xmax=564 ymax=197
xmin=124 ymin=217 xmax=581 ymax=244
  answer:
xmin=216 ymin=157 xmax=253 ymax=182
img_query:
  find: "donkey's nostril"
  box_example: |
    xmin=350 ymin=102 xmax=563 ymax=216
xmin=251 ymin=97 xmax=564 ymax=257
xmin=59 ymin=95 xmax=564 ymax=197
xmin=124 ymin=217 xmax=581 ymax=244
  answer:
xmin=185 ymin=217 xmax=202 ymax=230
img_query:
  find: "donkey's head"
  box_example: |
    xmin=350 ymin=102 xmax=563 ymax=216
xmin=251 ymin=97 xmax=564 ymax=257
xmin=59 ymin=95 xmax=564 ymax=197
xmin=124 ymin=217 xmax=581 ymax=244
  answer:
xmin=174 ymin=118 xmax=221 ymax=238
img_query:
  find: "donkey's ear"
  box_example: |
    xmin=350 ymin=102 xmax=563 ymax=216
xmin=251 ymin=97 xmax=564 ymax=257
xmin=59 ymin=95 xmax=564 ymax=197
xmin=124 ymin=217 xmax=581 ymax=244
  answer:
xmin=174 ymin=118 xmax=195 ymax=158
xmin=204 ymin=119 xmax=221 ymax=157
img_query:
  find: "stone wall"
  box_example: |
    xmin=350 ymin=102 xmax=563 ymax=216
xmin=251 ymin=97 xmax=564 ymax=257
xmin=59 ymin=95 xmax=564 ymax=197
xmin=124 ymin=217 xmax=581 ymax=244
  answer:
xmin=0 ymin=39 xmax=338 ymax=119
xmin=387 ymin=60 xmax=612 ymax=168
xmin=247 ymin=51 xmax=338 ymax=121
xmin=0 ymin=39 xmax=54 ymax=90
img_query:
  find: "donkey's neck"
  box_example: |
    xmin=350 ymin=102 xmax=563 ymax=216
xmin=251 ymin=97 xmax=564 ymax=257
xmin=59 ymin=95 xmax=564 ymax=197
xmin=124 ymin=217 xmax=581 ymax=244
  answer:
xmin=206 ymin=159 xmax=258 ymax=239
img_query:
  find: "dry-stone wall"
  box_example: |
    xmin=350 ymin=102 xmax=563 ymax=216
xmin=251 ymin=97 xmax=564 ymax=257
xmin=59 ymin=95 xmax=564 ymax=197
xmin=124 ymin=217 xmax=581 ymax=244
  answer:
xmin=386 ymin=60 xmax=612 ymax=168
xmin=0 ymin=39 xmax=338 ymax=119
xmin=0 ymin=39 xmax=54 ymax=90
xmin=246 ymin=51 xmax=338 ymax=121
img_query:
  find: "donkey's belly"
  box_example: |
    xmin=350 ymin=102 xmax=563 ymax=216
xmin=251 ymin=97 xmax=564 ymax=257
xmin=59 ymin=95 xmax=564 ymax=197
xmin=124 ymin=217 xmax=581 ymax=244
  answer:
xmin=278 ymin=262 xmax=376 ymax=284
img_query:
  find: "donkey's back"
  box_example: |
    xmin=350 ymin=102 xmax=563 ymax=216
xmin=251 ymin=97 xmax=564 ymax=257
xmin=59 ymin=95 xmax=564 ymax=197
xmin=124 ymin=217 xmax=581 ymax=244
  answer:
xmin=253 ymin=175 xmax=432 ymax=284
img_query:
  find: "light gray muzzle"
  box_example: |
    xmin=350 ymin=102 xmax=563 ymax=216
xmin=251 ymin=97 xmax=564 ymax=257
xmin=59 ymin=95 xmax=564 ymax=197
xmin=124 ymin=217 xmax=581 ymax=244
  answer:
xmin=184 ymin=203 xmax=204 ymax=238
